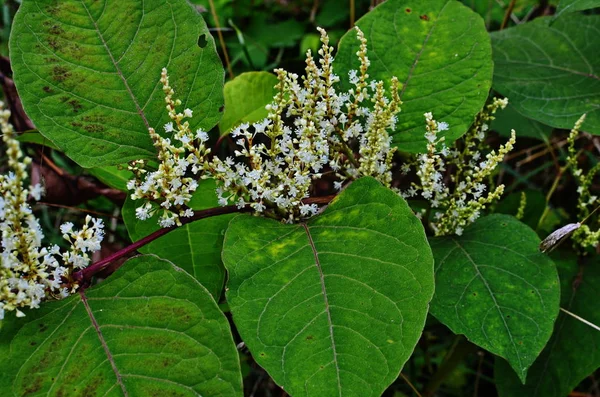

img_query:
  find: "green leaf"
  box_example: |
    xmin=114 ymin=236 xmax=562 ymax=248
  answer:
xmin=10 ymin=0 xmax=224 ymax=167
xmin=491 ymin=104 xmax=552 ymax=142
xmin=123 ymin=179 xmax=233 ymax=299
xmin=15 ymin=131 xmax=60 ymax=150
xmin=495 ymin=252 xmax=600 ymax=396
xmin=429 ymin=214 xmax=560 ymax=382
xmin=555 ymin=0 xmax=600 ymax=18
xmin=219 ymin=71 xmax=278 ymax=135
xmin=222 ymin=177 xmax=435 ymax=396
xmin=87 ymin=165 xmax=133 ymax=192
xmin=491 ymin=14 xmax=600 ymax=135
xmin=334 ymin=0 xmax=493 ymax=153
xmin=0 ymin=255 xmax=242 ymax=396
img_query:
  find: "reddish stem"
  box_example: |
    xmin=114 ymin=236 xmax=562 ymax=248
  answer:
xmin=73 ymin=195 xmax=336 ymax=285
xmin=74 ymin=205 xmax=243 ymax=284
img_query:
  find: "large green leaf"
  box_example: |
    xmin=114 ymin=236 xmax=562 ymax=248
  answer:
xmin=491 ymin=14 xmax=600 ymax=134
xmin=0 ymin=255 xmax=242 ymax=396
xmin=87 ymin=165 xmax=133 ymax=192
xmin=10 ymin=0 xmax=224 ymax=167
xmin=123 ymin=179 xmax=233 ymax=299
xmin=333 ymin=0 xmax=493 ymax=153
xmin=222 ymin=177 xmax=435 ymax=396
xmin=429 ymin=214 xmax=560 ymax=383
xmin=219 ymin=71 xmax=278 ymax=135
xmin=555 ymin=0 xmax=600 ymax=18
xmin=491 ymin=104 xmax=552 ymax=142
xmin=495 ymin=252 xmax=600 ymax=396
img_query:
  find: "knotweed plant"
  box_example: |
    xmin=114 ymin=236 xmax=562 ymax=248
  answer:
xmin=127 ymin=27 xmax=516 ymax=232
xmin=129 ymin=27 xmax=401 ymax=223
xmin=0 ymin=102 xmax=104 ymax=319
xmin=401 ymin=98 xmax=516 ymax=236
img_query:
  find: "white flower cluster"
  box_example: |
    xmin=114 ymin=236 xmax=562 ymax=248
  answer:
xmin=402 ymin=98 xmax=515 ymax=236
xmin=210 ymin=27 xmax=401 ymax=221
xmin=0 ymin=103 xmax=104 ymax=319
xmin=127 ymin=68 xmax=211 ymax=227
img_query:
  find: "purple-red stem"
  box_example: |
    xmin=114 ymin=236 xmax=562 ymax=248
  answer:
xmin=73 ymin=195 xmax=336 ymax=285
xmin=74 ymin=205 xmax=243 ymax=284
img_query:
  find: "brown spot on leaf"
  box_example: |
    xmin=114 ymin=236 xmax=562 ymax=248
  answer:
xmin=51 ymin=66 xmax=71 ymax=82
xmin=42 ymin=86 xmax=53 ymax=93
xmin=420 ymin=14 xmax=430 ymax=21
xmin=67 ymin=99 xmax=82 ymax=113
xmin=48 ymin=24 xmax=64 ymax=36
xmin=83 ymin=124 xmax=105 ymax=133
xmin=405 ymin=8 xmax=412 ymax=13
xmin=22 ymin=377 xmax=43 ymax=395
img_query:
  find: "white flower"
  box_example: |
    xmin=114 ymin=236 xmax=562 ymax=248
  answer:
xmin=184 ymin=108 xmax=193 ymax=118
xmin=196 ymin=129 xmax=209 ymax=142
xmin=135 ymin=205 xmax=151 ymax=220
xmin=30 ymin=184 xmax=44 ymax=201
xmin=60 ymin=222 xmax=74 ymax=235
xmin=0 ymin=109 xmax=106 ymax=318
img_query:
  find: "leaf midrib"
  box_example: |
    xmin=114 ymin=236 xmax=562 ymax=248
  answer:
xmin=80 ymin=0 xmax=150 ymax=130
xmin=80 ymin=290 xmax=129 ymax=396
xmin=302 ymin=223 xmax=342 ymax=396
xmin=397 ymin=0 xmax=450 ymax=101
xmin=451 ymin=238 xmax=524 ymax=376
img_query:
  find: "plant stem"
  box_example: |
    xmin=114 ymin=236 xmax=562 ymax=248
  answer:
xmin=536 ymin=149 xmax=582 ymax=231
xmin=400 ymin=372 xmax=423 ymax=397
xmin=500 ymin=0 xmax=516 ymax=30
xmin=423 ymin=336 xmax=478 ymax=397
xmin=208 ymin=0 xmax=233 ymax=79
xmin=74 ymin=205 xmax=243 ymax=284
xmin=74 ymin=195 xmax=337 ymax=285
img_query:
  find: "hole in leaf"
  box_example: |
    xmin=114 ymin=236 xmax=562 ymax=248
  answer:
xmin=219 ymin=105 xmax=225 ymax=112
xmin=198 ymin=34 xmax=208 ymax=48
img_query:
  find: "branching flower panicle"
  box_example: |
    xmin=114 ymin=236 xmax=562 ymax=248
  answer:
xmin=127 ymin=68 xmax=211 ymax=227
xmin=0 ymin=102 xmax=104 ymax=319
xmin=403 ymin=98 xmax=515 ymax=236
xmin=564 ymin=114 xmax=599 ymax=250
xmin=211 ymin=27 xmax=401 ymax=221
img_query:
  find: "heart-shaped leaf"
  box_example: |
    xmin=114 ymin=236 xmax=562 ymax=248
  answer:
xmin=495 ymin=252 xmax=600 ymax=396
xmin=10 ymin=0 xmax=224 ymax=167
xmin=429 ymin=214 xmax=560 ymax=382
xmin=334 ymin=0 xmax=493 ymax=153
xmin=0 ymin=255 xmax=242 ymax=396
xmin=123 ymin=180 xmax=233 ymax=299
xmin=491 ymin=14 xmax=600 ymax=134
xmin=222 ymin=177 xmax=435 ymax=396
